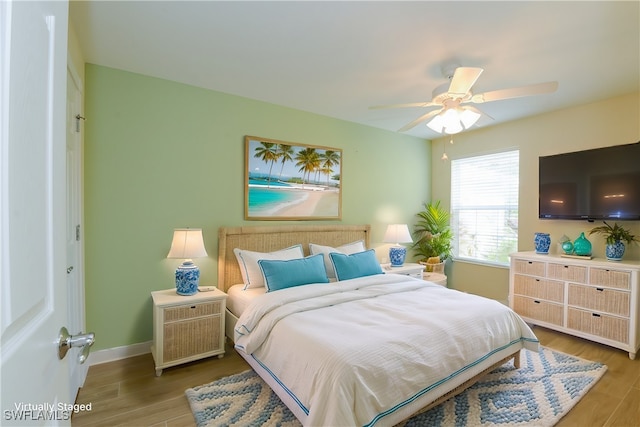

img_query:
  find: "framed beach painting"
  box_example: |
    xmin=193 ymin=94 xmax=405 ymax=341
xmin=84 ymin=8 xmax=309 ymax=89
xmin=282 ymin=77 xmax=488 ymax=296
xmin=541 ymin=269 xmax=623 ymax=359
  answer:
xmin=245 ymin=136 xmax=342 ymax=220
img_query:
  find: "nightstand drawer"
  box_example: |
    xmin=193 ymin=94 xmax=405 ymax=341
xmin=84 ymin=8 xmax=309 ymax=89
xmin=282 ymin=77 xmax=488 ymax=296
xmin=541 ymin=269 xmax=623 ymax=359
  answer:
xmin=163 ymin=317 xmax=222 ymax=362
xmin=164 ymin=301 xmax=222 ymax=322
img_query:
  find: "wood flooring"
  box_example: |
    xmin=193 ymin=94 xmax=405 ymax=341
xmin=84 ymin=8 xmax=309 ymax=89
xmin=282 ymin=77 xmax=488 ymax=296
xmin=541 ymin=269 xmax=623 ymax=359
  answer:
xmin=72 ymin=327 xmax=640 ymax=426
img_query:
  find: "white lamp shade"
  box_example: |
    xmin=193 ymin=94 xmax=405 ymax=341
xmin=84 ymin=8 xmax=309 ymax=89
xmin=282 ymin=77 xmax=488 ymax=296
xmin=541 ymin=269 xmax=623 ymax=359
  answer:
xmin=383 ymin=224 xmax=413 ymax=244
xmin=167 ymin=228 xmax=208 ymax=259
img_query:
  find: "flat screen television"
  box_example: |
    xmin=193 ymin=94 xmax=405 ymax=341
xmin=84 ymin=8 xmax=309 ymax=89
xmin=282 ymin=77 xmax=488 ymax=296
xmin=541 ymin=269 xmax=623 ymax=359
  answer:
xmin=539 ymin=142 xmax=640 ymax=220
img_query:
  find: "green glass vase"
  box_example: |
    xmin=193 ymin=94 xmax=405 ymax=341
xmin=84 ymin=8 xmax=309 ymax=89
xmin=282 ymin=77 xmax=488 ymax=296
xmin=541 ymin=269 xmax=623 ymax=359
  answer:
xmin=573 ymin=232 xmax=592 ymax=256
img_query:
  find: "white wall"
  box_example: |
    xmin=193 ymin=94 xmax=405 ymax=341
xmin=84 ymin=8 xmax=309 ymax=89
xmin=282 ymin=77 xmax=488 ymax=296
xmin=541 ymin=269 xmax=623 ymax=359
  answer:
xmin=430 ymin=92 xmax=640 ymax=300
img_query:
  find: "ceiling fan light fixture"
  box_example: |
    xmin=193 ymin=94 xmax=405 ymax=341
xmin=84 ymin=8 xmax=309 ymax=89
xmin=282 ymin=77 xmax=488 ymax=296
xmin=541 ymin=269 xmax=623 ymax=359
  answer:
xmin=443 ymin=120 xmax=463 ymax=135
xmin=459 ymin=108 xmax=481 ymax=129
xmin=426 ymin=114 xmax=445 ymax=133
xmin=375 ymin=65 xmax=558 ymax=135
xmin=427 ymin=106 xmax=480 ymax=135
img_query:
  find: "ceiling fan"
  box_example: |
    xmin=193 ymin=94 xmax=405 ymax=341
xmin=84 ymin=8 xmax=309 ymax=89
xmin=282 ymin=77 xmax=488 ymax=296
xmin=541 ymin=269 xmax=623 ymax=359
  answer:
xmin=371 ymin=64 xmax=558 ymax=134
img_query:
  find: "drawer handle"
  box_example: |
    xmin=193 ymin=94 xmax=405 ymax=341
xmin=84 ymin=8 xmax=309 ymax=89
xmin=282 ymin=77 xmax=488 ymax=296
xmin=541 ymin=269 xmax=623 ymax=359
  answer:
xmin=528 ymin=261 xmax=533 ymax=265
xmin=190 ymin=306 xmax=196 ymax=309
xmin=592 ymin=313 xmax=601 ymax=318
xmin=534 ymin=300 xmax=541 ymax=304
xmin=564 ymin=265 xmax=569 ymax=269
xmin=596 ymin=288 xmax=604 ymax=292
xmin=535 ymin=279 xmax=540 ymax=282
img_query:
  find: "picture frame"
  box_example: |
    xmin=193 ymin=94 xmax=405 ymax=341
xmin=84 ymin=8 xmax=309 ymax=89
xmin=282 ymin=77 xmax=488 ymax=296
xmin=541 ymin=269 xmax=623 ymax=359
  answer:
xmin=245 ymin=136 xmax=342 ymax=220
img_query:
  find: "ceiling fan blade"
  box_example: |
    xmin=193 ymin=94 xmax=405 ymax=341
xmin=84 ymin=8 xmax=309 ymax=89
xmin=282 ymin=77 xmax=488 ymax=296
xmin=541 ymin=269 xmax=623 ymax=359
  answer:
xmin=448 ymin=67 xmax=484 ymax=97
xmin=464 ymin=105 xmax=493 ymax=121
xmin=471 ymin=81 xmax=558 ymax=103
xmin=369 ymin=101 xmax=438 ymax=110
xmin=398 ymin=109 xmax=442 ymax=132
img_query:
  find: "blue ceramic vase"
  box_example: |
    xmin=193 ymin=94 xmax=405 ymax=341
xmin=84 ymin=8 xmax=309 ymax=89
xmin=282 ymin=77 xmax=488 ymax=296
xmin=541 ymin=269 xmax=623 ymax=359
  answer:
xmin=605 ymin=241 xmax=625 ymax=261
xmin=573 ymin=232 xmax=592 ymax=257
xmin=534 ymin=232 xmax=551 ymax=254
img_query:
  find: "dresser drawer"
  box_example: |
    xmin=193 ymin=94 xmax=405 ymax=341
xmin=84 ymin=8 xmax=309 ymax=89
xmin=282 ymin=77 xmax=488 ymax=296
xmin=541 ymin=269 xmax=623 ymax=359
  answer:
xmin=589 ymin=268 xmax=631 ymax=290
xmin=568 ymin=284 xmax=630 ymax=317
xmin=513 ymin=274 xmax=564 ymax=303
xmin=164 ymin=301 xmax=222 ymax=322
xmin=547 ymin=263 xmax=587 ymax=283
xmin=567 ymin=307 xmax=629 ymax=344
xmin=513 ymin=295 xmax=564 ymax=326
xmin=513 ymin=259 xmax=545 ymax=276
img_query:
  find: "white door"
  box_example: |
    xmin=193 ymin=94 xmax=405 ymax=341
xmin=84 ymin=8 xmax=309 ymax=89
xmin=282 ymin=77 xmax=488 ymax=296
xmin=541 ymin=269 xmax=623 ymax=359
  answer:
xmin=67 ymin=64 xmax=89 ymax=401
xmin=1 ymin=0 xmax=73 ymax=422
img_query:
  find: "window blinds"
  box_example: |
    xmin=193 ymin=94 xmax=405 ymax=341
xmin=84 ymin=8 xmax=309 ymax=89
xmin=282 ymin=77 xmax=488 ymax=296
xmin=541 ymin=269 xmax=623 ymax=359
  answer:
xmin=451 ymin=150 xmax=519 ymax=265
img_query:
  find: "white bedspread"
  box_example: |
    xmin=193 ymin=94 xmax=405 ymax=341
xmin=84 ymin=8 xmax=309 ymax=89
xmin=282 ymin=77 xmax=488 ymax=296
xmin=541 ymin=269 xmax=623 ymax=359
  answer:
xmin=235 ymin=274 xmax=538 ymax=427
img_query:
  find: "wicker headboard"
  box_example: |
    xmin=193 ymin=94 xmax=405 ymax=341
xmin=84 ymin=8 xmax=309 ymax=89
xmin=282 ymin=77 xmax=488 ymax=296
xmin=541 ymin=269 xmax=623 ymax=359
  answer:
xmin=217 ymin=224 xmax=370 ymax=292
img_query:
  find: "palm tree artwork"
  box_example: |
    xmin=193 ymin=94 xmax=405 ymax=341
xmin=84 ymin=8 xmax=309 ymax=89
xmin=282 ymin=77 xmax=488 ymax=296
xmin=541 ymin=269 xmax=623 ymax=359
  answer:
xmin=252 ymin=142 xmax=278 ymax=187
xmin=245 ymin=136 xmax=342 ymax=220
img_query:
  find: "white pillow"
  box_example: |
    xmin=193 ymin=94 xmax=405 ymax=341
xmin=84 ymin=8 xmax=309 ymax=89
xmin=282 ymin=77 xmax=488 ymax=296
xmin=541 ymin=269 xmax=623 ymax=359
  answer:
xmin=309 ymin=240 xmax=366 ymax=279
xmin=234 ymin=245 xmax=304 ymax=289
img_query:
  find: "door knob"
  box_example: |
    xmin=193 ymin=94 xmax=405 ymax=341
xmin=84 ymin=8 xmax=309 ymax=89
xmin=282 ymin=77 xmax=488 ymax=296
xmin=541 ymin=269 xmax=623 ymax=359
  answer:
xmin=57 ymin=327 xmax=95 ymax=364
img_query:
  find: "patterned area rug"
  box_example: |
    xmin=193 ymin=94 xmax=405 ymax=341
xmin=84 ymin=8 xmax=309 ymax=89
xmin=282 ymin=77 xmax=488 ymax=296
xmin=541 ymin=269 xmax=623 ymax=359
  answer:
xmin=185 ymin=347 xmax=606 ymax=427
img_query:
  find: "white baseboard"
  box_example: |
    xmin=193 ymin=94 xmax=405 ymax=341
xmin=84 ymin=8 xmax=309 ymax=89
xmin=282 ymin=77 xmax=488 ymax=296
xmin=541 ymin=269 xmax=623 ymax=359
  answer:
xmin=88 ymin=341 xmax=152 ymax=366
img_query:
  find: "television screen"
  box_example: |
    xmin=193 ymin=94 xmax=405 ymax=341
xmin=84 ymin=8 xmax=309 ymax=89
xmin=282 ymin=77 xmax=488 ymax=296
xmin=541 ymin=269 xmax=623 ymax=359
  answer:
xmin=539 ymin=142 xmax=640 ymax=220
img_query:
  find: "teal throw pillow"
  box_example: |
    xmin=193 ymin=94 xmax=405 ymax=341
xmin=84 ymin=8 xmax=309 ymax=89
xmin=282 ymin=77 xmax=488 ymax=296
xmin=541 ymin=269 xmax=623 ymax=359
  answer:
xmin=258 ymin=254 xmax=329 ymax=292
xmin=329 ymin=249 xmax=383 ymax=281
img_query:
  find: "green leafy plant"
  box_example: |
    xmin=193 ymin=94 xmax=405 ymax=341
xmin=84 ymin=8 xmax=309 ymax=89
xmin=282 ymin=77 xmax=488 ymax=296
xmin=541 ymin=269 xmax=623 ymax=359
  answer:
xmin=588 ymin=221 xmax=640 ymax=245
xmin=412 ymin=201 xmax=453 ymax=262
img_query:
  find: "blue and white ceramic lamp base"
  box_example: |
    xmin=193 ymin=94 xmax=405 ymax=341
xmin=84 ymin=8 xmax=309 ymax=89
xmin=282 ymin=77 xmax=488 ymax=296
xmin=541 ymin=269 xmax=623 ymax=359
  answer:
xmin=389 ymin=246 xmax=407 ymax=267
xmin=175 ymin=261 xmax=200 ymax=295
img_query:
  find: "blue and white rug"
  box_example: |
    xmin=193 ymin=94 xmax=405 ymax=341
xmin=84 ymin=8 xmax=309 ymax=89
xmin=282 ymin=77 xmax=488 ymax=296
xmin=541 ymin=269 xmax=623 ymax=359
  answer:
xmin=185 ymin=347 xmax=606 ymax=427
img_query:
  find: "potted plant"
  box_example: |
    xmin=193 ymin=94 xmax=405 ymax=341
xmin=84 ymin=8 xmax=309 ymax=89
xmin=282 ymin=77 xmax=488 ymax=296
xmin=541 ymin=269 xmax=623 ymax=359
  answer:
xmin=588 ymin=221 xmax=640 ymax=261
xmin=412 ymin=201 xmax=453 ymax=271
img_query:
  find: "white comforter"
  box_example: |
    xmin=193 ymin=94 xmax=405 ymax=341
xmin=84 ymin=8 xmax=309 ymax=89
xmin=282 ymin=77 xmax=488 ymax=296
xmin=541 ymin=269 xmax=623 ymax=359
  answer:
xmin=235 ymin=274 xmax=538 ymax=427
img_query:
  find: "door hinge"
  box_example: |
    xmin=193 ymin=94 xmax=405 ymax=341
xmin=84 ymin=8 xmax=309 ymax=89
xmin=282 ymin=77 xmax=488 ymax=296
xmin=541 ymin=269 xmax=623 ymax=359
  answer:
xmin=75 ymin=114 xmax=85 ymax=132
xmin=76 ymin=225 xmax=81 ymax=241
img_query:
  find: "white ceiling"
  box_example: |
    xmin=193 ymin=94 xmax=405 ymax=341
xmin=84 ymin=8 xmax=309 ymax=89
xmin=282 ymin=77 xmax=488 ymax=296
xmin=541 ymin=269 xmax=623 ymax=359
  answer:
xmin=70 ymin=1 xmax=640 ymax=140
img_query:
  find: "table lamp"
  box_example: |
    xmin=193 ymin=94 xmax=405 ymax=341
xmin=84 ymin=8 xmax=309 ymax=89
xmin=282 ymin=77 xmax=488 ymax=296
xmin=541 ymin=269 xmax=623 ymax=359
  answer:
xmin=383 ymin=224 xmax=413 ymax=267
xmin=166 ymin=228 xmax=208 ymax=295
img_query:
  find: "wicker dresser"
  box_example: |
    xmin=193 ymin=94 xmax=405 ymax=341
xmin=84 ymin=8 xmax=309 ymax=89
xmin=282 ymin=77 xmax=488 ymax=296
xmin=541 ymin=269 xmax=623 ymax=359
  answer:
xmin=151 ymin=288 xmax=226 ymax=376
xmin=509 ymin=251 xmax=640 ymax=359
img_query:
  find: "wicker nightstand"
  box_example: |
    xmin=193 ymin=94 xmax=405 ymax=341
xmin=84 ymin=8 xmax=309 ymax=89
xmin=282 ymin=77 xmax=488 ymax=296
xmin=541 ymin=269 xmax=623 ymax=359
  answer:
xmin=422 ymin=272 xmax=448 ymax=286
xmin=382 ymin=263 xmax=425 ymax=279
xmin=150 ymin=287 xmax=227 ymax=376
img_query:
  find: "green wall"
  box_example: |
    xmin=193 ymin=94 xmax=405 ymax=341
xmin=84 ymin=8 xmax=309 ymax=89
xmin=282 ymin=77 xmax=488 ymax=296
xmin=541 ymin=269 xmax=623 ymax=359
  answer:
xmin=84 ymin=64 xmax=430 ymax=351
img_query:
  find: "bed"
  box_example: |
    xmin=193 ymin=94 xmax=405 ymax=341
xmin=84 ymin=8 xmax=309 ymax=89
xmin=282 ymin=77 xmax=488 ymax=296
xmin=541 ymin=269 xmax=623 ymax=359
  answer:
xmin=218 ymin=224 xmax=538 ymax=427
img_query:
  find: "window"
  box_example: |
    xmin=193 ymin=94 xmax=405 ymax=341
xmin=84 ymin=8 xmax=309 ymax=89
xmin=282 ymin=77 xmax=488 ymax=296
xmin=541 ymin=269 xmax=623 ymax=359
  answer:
xmin=451 ymin=149 xmax=519 ymax=266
